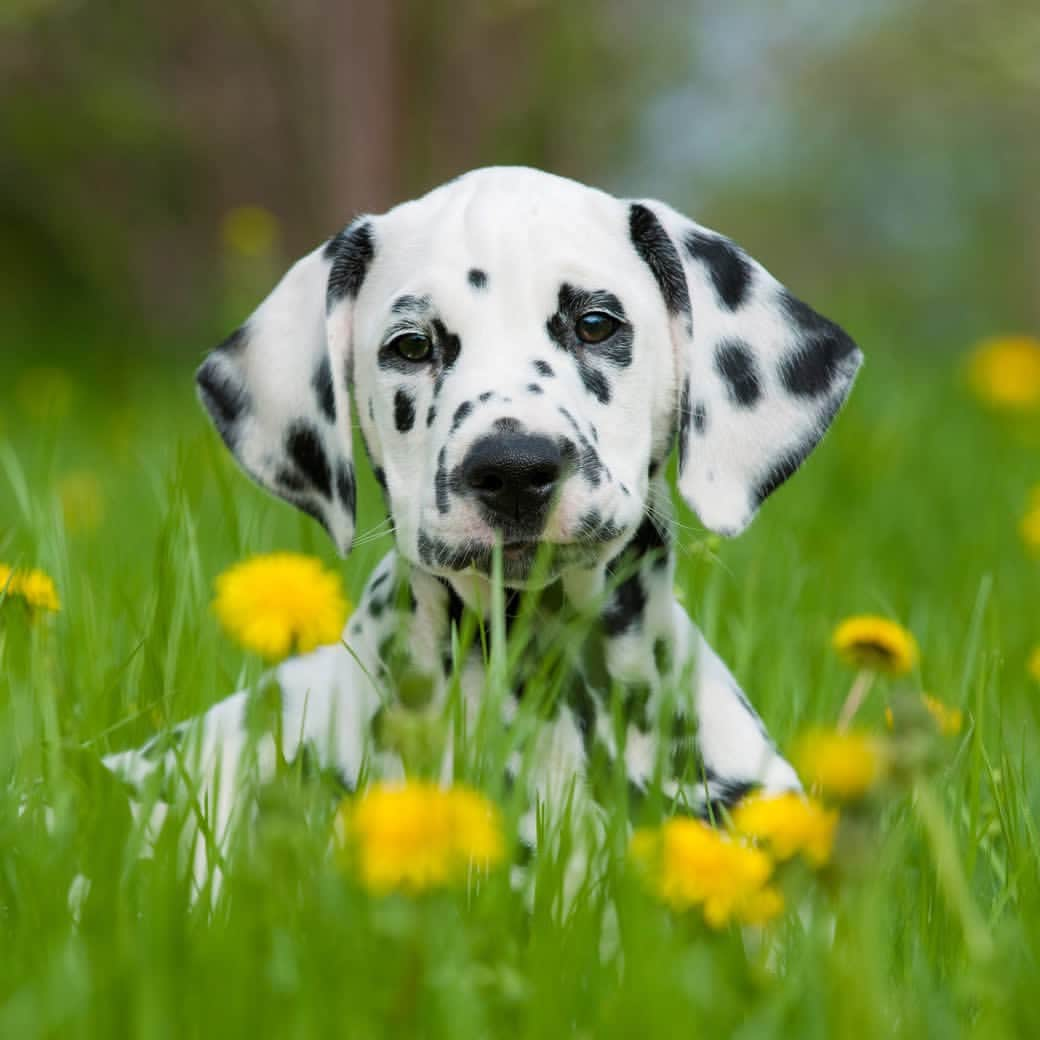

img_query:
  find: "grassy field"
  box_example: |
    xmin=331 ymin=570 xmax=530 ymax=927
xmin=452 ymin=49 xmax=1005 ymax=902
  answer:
xmin=2 ymin=330 xmax=1039 ymax=1038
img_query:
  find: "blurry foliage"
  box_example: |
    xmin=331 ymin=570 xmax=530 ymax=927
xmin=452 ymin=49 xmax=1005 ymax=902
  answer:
xmin=671 ymin=0 xmax=1040 ymax=346
xmin=0 ymin=0 xmax=678 ymax=353
xmin=1 ymin=0 xmax=1036 ymax=359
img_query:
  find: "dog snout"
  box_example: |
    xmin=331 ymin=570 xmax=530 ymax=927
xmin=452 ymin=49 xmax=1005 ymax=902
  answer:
xmin=460 ymin=433 xmax=563 ymax=524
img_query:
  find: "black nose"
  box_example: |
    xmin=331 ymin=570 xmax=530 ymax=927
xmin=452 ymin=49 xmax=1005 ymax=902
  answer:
xmin=460 ymin=433 xmax=563 ymax=524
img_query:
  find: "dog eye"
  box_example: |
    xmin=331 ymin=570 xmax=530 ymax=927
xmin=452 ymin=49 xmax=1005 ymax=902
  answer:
xmin=390 ymin=332 xmax=432 ymax=362
xmin=575 ymin=311 xmax=619 ymax=344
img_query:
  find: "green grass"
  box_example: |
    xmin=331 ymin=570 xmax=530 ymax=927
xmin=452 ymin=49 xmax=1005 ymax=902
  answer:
xmin=2 ymin=341 xmax=1039 ymax=1038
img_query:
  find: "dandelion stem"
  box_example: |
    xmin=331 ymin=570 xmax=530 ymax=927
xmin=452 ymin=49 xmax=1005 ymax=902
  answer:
xmin=837 ymin=669 xmax=875 ymax=731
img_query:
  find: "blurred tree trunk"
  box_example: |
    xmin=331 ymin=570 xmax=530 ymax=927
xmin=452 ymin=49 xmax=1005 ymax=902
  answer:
xmin=324 ymin=0 xmax=401 ymax=219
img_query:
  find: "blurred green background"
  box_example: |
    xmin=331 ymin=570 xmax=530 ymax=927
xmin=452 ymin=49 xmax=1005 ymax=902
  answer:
xmin=3 ymin=0 xmax=1038 ymax=360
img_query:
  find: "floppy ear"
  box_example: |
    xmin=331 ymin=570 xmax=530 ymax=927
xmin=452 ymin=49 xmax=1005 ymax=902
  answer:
xmin=629 ymin=200 xmax=862 ymax=536
xmin=195 ymin=219 xmax=375 ymax=555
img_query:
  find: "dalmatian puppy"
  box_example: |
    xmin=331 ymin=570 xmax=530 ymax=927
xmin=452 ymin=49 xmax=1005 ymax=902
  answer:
xmin=104 ymin=166 xmax=861 ymax=885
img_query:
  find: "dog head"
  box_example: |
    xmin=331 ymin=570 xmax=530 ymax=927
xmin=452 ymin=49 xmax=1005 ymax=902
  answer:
xmin=197 ymin=167 xmax=861 ymax=584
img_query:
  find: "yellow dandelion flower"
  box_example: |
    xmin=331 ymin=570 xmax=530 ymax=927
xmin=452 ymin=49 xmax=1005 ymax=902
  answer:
xmin=967 ymin=335 xmax=1040 ymax=410
xmin=58 ymin=471 xmax=105 ymax=534
xmin=832 ymin=615 xmax=918 ymax=676
xmin=631 ymin=818 xmax=780 ymax=928
xmin=793 ymin=728 xmax=884 ymax=801
xmin=0 ymin=563 xmax=61 ymax=613
xmin=221 ymin=204 xmax=280 ymax=259
xmin=735 ymin=884 xmax=785 ymax=927
xmin=921 ymin=694 xmax=963 ymax=736
xmin=731 ymin=792 xmax=838 ymax=867
xmin=212 ymin=553 xmax=348 ymax=661
xmin=338 ymin=781 xmax=504 ymax=893
xmin=1028 ymin=647 xmax=1040 ymax=684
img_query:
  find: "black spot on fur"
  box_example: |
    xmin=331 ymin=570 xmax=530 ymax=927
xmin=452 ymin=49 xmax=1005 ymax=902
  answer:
xmin=715 ymin=340 xmax=761 ymax=407
xmin=533 ymin=359 xmax=554 ymax=378
xmin=579 ymin=367 xmax=611 ymax=404
xmin=778 ymin=292 xmax=859 ymax=397
xmin=275 ymin=466 xmax=306 ymax=493
xmin=629 ymin=203 xmax=691 ymax=319
xmin=576 ymin=509 xmax=623 ymax=544
xmin=326 ymin=220 xmax=374 ymax=310
xmin=478 ymin=391 xmax=494 ymax=403
xmin=426 ymin=405 xmax=437 ymax=428
xmin=391 ymin=293 xmax=430 ymax=315
xmin=196 ymin=351 xmax=249 ymax=446
xmin=630 ymin=512 xmax=669 ymax=568
xmin=435 ymin=448 xmax=450 ymax=513
xmin=285 ymin=421 xmax=332 ymax=498
xmin=467 ymin=268 xmax=488 ymax=289
xmin=692 ymin=400 xmax=707 ymax=435
xmin=373 ymin=466 xmax=387 ymax=490
xmin=336 ymin=462 xmax=356 ymax=516
xmin=684 ymin=230 xmax=752 ymax=311
xmin=451 ymin=401 xmax=473 ymax=432
xmin=312 ymin=356 xmax=336 ymax=423
xmin=418 ymin=532 xmax=458 ymax=569
xmin=393 ymin=388 xmax=415 ymax=433
xmin=676 ymin=377 xmax=692 ymax=476
xmin=432 ymin=319 xmax=461 ymax=368
xmin=603 ymin=568 xmax=647 ymax=637
xmin=526 ymin=383 xmax=543 ymax=395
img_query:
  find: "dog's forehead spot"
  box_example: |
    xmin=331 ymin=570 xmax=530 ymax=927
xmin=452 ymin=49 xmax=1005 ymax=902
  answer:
xmin=391 ymin=293 xmax=431 ymax=315
xmin=714 ymin=340 xmax=762 ymax=408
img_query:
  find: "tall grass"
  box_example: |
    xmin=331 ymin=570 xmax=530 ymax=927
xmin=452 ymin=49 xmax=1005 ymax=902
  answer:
xmin=1 ymin=343 xmax=1038 ymax=1037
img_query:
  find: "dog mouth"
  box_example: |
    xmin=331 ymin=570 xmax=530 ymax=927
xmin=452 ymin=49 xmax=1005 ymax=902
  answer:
xmin=416 ymin=533 xmax=603 ymax=584
xmin=503 ymin=540 xmax=535 ymax=557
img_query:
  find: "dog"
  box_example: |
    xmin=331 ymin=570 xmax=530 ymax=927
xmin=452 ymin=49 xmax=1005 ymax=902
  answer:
xmin=103 ymin=166 xmax=861 ymax=888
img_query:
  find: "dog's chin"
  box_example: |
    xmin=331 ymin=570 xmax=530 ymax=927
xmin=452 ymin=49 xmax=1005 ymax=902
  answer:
xmin=414 ymin=534 xmax=607 ymax=588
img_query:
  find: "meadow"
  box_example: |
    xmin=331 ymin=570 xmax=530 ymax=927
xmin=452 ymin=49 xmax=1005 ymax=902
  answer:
xmin=2 ymin=325 xmax=1040 ymax=1038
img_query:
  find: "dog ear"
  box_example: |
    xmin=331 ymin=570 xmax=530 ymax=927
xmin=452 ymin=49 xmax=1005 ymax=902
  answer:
xmin=195 ymin=218 xmax=375 ymax=555
xmin=628 ymin=200 xmax=862 ymax=536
